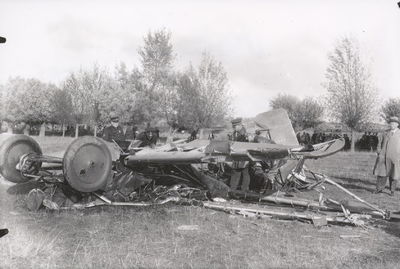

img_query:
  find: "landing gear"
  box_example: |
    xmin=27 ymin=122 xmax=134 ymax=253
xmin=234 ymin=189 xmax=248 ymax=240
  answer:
xmin=0 ymin=135 xmax=42 ymax=183
xmin=63 ymin=136 xmax=113 ymax=192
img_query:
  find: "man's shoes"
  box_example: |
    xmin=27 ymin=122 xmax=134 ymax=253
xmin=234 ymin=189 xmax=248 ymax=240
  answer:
xmin=373 ymin=190 xmax=382 ymax=194
xmin=390 ymin=191 xmax=395 ymax=196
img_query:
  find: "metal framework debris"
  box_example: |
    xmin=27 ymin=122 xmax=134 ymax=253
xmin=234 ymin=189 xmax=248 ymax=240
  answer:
xmin=1 ymin=109 xmax=399 ymax=227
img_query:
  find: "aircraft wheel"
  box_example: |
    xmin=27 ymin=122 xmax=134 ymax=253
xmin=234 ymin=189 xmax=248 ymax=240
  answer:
xmin=0 ymin=134 xmax=42 ymax=183
xmin=63 ymin=136 xmax=113 ymax=192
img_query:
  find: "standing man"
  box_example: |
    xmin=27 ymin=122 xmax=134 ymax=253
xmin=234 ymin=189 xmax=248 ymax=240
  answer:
xmin=373 ymin=116 xmax=400 ymax=196
xmin=102 ymin=112 xmax=126 ymax=142
xmin=231 ymin=118 xmax=248 ymax=142
xmin=229 ymin=118 xmax=250 ymax=192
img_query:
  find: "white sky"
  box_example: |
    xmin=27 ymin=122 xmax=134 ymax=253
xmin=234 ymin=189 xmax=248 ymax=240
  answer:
xmin=1 ymin=0 xmax=399 ymax=117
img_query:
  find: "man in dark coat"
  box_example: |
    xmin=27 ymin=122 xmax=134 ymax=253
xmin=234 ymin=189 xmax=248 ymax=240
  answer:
xmin=231 ymin=118 xmax=248 ymax=142
xmin=137 ymin=127 xmax=159 ymax=148
xmin=373 ymin=116 xmax=400 ymax=196
xmin=229 ymin=118 xmax=250 ymax=192
xmin=102 ymin=113 xmax=126 ymax=142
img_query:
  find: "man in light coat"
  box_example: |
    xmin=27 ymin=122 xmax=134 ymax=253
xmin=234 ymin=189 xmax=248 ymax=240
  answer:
xmin=373 ymin=116 xmax=400 ymax=196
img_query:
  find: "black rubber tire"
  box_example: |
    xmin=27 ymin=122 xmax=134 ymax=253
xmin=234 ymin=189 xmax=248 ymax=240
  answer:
xmin=0 ymin=134 xmax=42 ymax=183
xmin=63 ymin=136 xmax=113 ymax=192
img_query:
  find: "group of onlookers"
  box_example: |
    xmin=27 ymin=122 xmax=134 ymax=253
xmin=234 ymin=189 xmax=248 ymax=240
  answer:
xmin=297 ymin=132 xmax=343 ymax=146
xmin=295 ymin=116 xmax=400 ymax=197
xmin=296 ymin=131 xmax=384 ymax=152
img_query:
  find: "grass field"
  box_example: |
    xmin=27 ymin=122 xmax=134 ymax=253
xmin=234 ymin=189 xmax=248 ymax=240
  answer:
xmin=0 ymin=136 xmax=400 ymax=269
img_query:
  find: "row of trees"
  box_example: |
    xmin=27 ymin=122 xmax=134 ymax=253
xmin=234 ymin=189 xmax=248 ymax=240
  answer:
xmin=1 ymin=32 xmax=398 ymax=150
xmin=0 ymin=28 xmax=233 ymax=137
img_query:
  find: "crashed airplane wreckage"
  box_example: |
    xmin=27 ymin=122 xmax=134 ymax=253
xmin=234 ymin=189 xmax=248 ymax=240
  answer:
xmin=0 ymin=109 xmax=398 ymax=227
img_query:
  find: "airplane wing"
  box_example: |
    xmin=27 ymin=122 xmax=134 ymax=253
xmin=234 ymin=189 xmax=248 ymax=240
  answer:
xmin=124 ymin=138 xmax=344 ymax=166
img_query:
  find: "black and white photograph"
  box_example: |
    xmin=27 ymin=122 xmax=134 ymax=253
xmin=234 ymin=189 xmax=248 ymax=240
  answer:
xmin=1 ymin=1 xmax=400 ymax=268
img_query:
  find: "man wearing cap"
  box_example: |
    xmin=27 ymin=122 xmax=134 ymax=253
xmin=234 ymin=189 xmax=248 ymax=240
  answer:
xmin=137 ymin=127 xmax=159 ymax=148
xmin=102 ymin=113 xmax=126 ymax=142
xmin=231 ymin=118 xmax=248 ymax=142
xmin=229 ymin=118 xmax=251 ymax=192
xmin=373 ymin=116 xmax=400 ymax=196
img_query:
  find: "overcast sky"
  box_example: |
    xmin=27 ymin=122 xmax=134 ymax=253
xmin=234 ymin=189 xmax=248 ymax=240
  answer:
xmin=1 ymin=0 xmax=399 ymax=117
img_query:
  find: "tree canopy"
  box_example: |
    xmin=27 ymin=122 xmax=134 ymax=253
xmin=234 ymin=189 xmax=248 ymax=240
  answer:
xmin=177 ymin=52 xmax=233 ymax=130
xmin=1 ymin=77 xmax=55 ymax=125
xmin=322 ymin=36 xmax=379 ymax=150
xmin=269 ymin=93 xmax=323 ymax=131
xmin=381 ymin=97 xmax=400 ymax=123
xmin=136 ymin=28 xmax=177 ymax=126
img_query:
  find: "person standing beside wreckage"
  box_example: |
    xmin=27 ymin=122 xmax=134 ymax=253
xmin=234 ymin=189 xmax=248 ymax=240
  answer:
xmin=373 ymin=116 xmax=400 ymax=196
xmin=137 ymin=127 xmax=159 ymax=148
xmin=229 ymin=118 xmax=250 ymax=192
xmin=102 ymin=112 xmax=126 ymax=142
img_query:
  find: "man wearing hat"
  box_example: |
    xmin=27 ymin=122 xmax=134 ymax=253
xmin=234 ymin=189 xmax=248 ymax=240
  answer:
xmin=231 ymin=118 xmax=248 ymax=142
xmin=102 ymin=112 xmax=126 ymax=142
xmin=373 ymin=116 xmax=400 ymax=196
xmin=137 ymin=126 xmax=159 ymax=148
xmin=229 ymin=118 xmax=251 ymax=192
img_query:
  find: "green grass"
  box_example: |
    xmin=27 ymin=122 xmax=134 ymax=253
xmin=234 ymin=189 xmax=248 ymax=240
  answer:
xmin=1 ymin=137 xmax=400 ymax=268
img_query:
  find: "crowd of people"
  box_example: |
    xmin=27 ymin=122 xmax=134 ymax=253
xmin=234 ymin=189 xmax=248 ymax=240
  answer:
xmin=296 ymin=131 xmax=384 ymax=152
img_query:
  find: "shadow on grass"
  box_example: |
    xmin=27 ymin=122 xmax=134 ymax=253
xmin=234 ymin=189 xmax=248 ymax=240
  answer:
xmin=328 ymin=176 xmax=397 ymax=193
xmin=6 ymin=181 xmax=45 ymax=195
xmin=380 ymin=220 xmax=400 ymax=239
xmin=338 ymin=183 xmax=374 ymax=192
xmin=333 ymin=176 xmax=376 ymax=187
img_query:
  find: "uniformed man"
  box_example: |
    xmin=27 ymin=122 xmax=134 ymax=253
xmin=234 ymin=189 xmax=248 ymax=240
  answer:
xmin=229 ymin=118 xmax=250 ymax=192
xmin=137 ymin=127 xmax=159 ymax=148
xmin=102 ymin=112 xmax=126 ymax=142
xmin=231 ymin=118 xmax=248 ymax=142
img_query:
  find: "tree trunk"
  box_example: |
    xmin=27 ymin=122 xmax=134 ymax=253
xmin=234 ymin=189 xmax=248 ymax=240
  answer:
xmin=75 ymin=124 xmax=79 ymax=138
xmin=351 ymin=129 xmax=356 ymax=152
xmin=62 ymin=124 xmax=66 ymax=137
xmin=39 ymin=123 xmax=46 ymax=137
xmin=0 ymin=121 xmax=6 ymax=133
xmin=6 ymin=122 xmax=14 ymax=134
xmin=23 ymin=124 xmax=30 ymax=135
xmin=166 ymin=126 xmax=176 ymax=144
xmin=94 ymin=125 xmax=98 ymax=137
xmin=199 ymin=128 xmax=204 ymax=139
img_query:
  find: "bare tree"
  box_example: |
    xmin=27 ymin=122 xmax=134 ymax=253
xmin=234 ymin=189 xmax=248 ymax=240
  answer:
xmin=137 ymin=28 xmax=176 ymax=125
xmin=50 ymin=88 xmax=74 ymax=137
xmin=322 ymin=36 xmax=379 ymax=151
xmin=177 ymin=52 xmax=233 ymax=137
xmin=61 ymin=64 xmax=110 ymax=137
